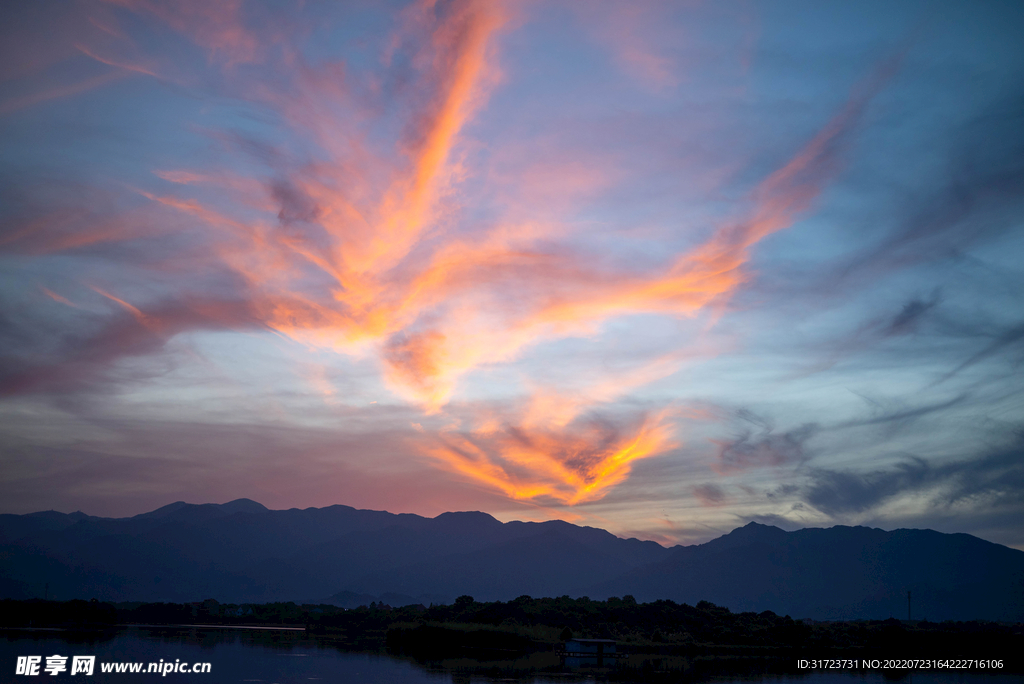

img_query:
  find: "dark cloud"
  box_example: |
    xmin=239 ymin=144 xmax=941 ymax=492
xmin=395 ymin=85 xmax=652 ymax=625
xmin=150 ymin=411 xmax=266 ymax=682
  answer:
xmin=766 ymin=483 xmax=800 ymax=500
xmin=834 ymin=95 xmax=1024 ymax=287
xmin=743 ymin=93 xmax=1024 ymax=353
xmin=793 ymin=292 xmax=944 ymax=375
xmin=804 ymin=457 xmax=931 ymax=516
xmin=0 ymin=296 xmax=262 ymax=399
xmin=692 ymin=483 xmax=727 ymax=507
xmin=940 ymin=436 xmax=1024 ymax=508
xmin=715 ymin=422 xmax=817 ymax=473
xmin=271 ymin=180 xmax=322 ymax=228
xmin=884 ymin=291 xmax=941 ymax=337
xmin=835 ymin=392 xmax=968 ymax=429
xmin=803 ymin=430 xmax=1024 ymax=517
xmin=937 ymin=319 xmax=1024 ymax=384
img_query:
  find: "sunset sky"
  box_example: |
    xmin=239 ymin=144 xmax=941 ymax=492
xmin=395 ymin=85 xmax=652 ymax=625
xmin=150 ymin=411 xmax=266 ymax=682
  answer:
xmin=2 ymin=0 xmax=1023 ymax=549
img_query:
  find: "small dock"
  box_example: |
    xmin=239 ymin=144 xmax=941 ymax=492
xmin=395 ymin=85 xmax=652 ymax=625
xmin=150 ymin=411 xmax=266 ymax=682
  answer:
xmin=557 ymin=638 xmax=624 ymax=668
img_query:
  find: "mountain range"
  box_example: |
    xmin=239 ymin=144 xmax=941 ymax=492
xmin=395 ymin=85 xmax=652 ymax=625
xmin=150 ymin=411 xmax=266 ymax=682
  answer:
xmin=1 ymin=499 xmax=1021 ymax=621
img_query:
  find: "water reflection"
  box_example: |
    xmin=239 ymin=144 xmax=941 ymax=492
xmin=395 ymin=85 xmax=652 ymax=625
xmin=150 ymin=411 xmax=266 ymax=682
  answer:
xmin=2 ymin=628 xmax=1021 ymax=684
xmin=3 ymin=628 xmax=440 ymax=684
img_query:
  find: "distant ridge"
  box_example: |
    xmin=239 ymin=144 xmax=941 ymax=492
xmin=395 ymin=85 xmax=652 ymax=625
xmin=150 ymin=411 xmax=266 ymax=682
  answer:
xmin=1 ymin=502 xmax=1021 ymax=621
xmin=133 ymin=498 xmax=269 ymax=520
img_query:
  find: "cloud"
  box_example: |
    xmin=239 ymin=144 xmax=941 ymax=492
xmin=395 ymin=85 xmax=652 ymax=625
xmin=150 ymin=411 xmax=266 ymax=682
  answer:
xmin=0 ymin=294 xmax=261 ymax=398
xmin=713 ymin=418 xmax=817 ymax=474
xmin=804 ymin=457 xmax=931 ymax=516
xmin=0 ymin=70 xmax=125 ymax=115
xmin=831 ymin=94 xmax=1024 ymax=291
xmin=937 ymin=319 xmax=1024 ymax=384
xmin=0 ymin=4 xmax=917 ymax=510
xmin=835 ymin=393 xmax=968 ymax=430
xmin=423 ymin=407 xmax=679 ymax=505
xmin=97 ymin=0 xmax=265 ymax=68
xmin=765 ymin=483 xmax=800 ymax=501
xmin=793 ymin=291 xmax=945 ymax=375
xmin=692 ymin=483 xmax=728 ymax=507
xmin=885 ymin=291 xmax=941 ymax=336
xmin=736 ymin=94 xmax=1024 ymax=387
xmin=803 ymin=430 xmax=1024 ymax=517
xmin=577 ymin=2 xmax=681 ymax=91
xmin=0 ymin=46 xmax=894 ymax=501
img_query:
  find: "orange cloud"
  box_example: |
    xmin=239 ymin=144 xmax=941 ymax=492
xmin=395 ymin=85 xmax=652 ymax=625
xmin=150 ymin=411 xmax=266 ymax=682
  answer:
xmin=358 ymin=62 xmax=879 ymax=411
xmin=32 ymin=2 xmax=896 ymax=506
xmin=92 ymin=287 xmax=159 ymax=331
xmin=424 ymin=407 xmax=679 ymax=505
xmin=41 ymin=288 xmax=80 ymax=309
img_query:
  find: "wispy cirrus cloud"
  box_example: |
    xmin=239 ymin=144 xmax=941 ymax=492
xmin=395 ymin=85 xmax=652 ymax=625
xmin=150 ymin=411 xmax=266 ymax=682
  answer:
xmin=714 ymin=424 xmax=817 ymax=474
xmin=803 ymin=430 xmax=1024 ymax=518
xmin=0 ymin=0 xmax=901 ymax=508
xmin=4 ymin=0 xmax=1021 ymax=542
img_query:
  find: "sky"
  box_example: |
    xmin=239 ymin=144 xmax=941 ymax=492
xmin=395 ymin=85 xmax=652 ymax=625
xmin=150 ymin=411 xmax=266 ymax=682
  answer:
xmin=1 ymin=0 xmax=1023 ymax=549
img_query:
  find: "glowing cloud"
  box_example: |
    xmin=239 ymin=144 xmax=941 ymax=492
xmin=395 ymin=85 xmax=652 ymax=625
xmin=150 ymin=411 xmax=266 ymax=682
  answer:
xmin=424 ymin=407 xmax=679 ymax=505
xmin=27 ymin=0 xmax=893 ymax=506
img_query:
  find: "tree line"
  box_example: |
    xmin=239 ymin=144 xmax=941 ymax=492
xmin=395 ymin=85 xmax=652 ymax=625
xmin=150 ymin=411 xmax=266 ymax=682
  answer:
xmin=2 ymin=595 xmax=1021 ymax=661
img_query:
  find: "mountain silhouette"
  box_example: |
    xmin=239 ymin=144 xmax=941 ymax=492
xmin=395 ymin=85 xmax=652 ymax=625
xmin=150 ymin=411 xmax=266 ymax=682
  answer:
xmin=1 ymin=501 xmax=1020 ymax=620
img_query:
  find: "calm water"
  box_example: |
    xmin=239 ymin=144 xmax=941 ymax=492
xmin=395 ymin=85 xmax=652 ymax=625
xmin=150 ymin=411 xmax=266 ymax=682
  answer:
xmin=2 ymin=627 xmax=1021 ymax=684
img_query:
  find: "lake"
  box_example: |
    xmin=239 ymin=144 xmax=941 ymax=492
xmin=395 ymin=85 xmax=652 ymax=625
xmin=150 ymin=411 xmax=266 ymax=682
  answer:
xmin=3 ymin=627 xmax=1021 ymax=683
